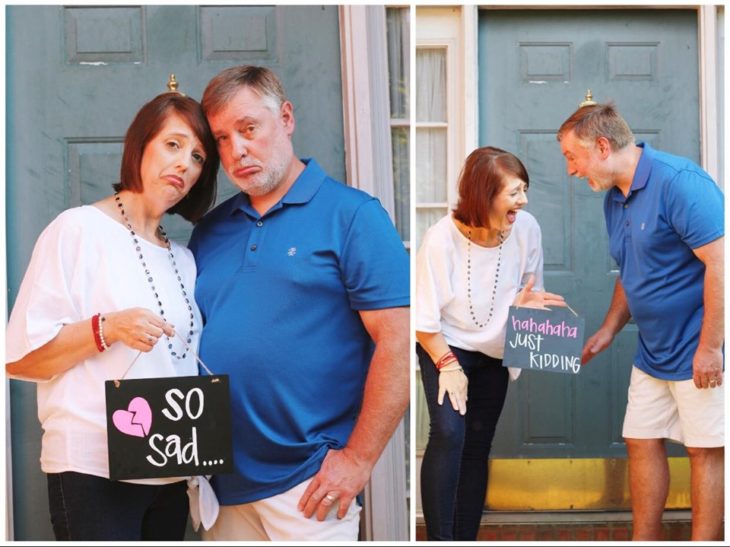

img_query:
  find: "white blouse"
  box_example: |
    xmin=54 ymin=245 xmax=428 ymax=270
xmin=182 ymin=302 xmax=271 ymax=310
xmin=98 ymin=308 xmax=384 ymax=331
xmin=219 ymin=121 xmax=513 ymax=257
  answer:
xmin=6 ymin=205 xmax=202 ymax=484
xmin=416 ymin=211 xmax=544 ymax=379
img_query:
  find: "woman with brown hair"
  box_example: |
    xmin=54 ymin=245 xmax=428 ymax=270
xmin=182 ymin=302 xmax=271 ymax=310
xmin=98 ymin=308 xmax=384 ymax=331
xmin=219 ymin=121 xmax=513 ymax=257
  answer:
xmin=416 ymin=146 xmax=564 ymax=540
xmin=6 ymin=89 xmax=218 ymax=540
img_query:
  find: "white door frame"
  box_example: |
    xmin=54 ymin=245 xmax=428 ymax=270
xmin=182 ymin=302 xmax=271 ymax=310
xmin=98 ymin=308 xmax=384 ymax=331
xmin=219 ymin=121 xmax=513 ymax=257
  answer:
xmin=339 ymin=5 xmax=408 ymax=541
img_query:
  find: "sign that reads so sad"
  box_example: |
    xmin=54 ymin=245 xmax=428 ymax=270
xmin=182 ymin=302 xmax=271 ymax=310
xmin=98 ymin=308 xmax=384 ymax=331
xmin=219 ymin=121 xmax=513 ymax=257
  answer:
xmin=105 ymin=375 xmax=233 ymax=480
xmin=502 ymin=306 xmax=585 ymax=375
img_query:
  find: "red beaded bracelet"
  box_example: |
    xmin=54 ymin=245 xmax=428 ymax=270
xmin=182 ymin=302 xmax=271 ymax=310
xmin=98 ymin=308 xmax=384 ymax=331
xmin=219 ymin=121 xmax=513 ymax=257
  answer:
xmin=435 ymin=351 xmax=459 ymax=370
xmin=91 ymin=313 xmax=106 ymax=353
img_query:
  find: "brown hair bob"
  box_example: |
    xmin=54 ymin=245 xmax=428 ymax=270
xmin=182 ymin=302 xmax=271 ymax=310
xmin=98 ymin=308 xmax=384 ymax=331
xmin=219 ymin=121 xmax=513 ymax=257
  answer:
xmin=452 ymin=146 xmax=529 ymax=229
xmin=115 ymin=93 xmax=219 ymax=223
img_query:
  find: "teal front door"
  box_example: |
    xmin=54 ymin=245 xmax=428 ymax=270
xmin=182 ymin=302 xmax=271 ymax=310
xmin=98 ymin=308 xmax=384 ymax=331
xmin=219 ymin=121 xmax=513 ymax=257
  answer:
xmin=478 ymin=9 xmax=700 ymax=508
xmin=7 ymin=5 xmax=343 ymax=539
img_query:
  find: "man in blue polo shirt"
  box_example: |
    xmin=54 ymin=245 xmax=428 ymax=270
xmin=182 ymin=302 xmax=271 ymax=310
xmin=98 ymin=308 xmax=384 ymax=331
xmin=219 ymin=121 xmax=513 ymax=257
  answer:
xmin=188 ymin=66 xmax=409 ymax=540
xmin=557 ymin=103 xmax=724 ymax=541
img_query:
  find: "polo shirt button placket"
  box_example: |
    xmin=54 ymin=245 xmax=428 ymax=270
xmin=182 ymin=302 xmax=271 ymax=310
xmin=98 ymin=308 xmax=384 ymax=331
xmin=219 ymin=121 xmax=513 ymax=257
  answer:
xmin=243 ymin=218 xmax=264 ymax=269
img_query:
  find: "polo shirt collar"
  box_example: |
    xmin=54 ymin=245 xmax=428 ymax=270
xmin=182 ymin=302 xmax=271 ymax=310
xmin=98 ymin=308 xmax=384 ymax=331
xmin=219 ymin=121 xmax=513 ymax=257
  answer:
xmin=281 ymin=158 xmax=326 ymax=205
xmin=610 ymin=142 xmax=651 ymax=203
xmin=231 ymin=158 xmax=326 ymax=216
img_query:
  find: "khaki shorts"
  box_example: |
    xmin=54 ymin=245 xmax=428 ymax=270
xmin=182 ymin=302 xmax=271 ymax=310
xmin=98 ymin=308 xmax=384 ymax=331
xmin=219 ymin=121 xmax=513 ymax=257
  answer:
xmin=623 ymin=366 xmax=724 ymax=448
xmin=201 ymin=476 xmax=362 ymax=541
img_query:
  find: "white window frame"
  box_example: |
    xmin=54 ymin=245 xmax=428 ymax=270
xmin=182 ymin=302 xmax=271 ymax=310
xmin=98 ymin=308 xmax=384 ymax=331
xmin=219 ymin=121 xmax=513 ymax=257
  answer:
xmin=339 ymin=5 xmax=395 ymax=215
xmin=414 ymin=6 xmax=476 ymax=247
xmin=338 ymin=5 xmax=408 ymax=541
xmin=414 ymin=4 xmax=471 ymax=521
xmin=699 ymin=4 xmax=722 ymax=186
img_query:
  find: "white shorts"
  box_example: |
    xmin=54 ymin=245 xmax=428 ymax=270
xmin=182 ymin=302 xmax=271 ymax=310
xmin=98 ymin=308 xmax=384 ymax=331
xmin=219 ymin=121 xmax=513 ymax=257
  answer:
xmin=622 ymin=366 xmax=725 ymax=448
xmin=201 ymin=476 xmax=362 ymax=541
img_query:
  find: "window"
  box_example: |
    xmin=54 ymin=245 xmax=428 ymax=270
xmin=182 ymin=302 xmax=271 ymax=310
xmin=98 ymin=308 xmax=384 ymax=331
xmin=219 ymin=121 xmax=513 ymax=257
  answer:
xmin=385 ymin=5 xmax=411 ymax=517
xmin=415 ymin=47 xmax=449 ymax=247
xmin=386 ymin=7 xmax=410 ymax=246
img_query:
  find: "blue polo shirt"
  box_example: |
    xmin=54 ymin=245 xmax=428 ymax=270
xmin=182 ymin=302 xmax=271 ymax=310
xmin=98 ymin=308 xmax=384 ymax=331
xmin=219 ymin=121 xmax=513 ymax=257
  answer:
xmin=604 ymin=142 xmax=724 ymax=380
xmin=188 ymin=158 xmax=409 ymax=504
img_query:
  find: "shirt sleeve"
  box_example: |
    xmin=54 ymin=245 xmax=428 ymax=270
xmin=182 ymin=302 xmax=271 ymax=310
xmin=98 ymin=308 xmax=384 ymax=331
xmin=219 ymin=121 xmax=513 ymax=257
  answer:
xmin=521 ymin=213 xmax=545 ymax=292
xmin=339 ymin=199 xmax=410 ymax=310
xmin=187 ymin=223 xmax=201 ymax=260
xmin=6 ymin=213 xmax=85 ymax=365
xmin=665 ymin=170 xmax=724 ymax=249
xmin=415 ymin=228 xmax=453 ymax=333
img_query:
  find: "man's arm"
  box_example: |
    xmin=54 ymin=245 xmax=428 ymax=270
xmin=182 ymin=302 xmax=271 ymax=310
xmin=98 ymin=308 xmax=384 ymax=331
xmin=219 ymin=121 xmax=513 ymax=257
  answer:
xmin=691 ymin=237 xmax=724 ymax=388
xmin=298 ymin=306 xmax=409 ymax=520
xmin=582 ymin=276 xmax=632 ymax=365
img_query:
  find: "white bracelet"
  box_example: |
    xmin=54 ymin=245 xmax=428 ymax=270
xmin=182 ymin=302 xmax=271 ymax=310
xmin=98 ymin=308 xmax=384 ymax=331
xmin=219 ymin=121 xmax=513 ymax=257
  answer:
xmin=98 ymin=315 xmax=110 ymax=351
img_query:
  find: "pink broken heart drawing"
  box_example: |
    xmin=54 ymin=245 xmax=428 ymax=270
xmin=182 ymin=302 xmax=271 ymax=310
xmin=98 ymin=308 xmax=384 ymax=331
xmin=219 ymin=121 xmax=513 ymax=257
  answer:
xmin=112 ymin=396 xmax=152 ymax=438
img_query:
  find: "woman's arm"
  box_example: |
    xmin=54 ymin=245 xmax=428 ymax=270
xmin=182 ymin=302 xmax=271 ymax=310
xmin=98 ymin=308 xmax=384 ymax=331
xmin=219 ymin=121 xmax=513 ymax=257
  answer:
xmin=416 ymin=330 xmax=467 ymax=415
xmin=415 ymin=330 xmax=453 ymax=366
xmin=7 ymin=318 xmax=107 ymax=380
xmin=6 ymin=308 xmax=174 ymax=380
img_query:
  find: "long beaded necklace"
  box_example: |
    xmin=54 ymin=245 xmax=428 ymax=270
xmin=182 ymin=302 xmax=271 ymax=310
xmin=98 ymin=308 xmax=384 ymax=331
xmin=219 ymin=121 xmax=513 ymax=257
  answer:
xmin=466 ymin=228 xmax=504 ymax=328
xmin=115 ymin=193 xmax=194 ymax=359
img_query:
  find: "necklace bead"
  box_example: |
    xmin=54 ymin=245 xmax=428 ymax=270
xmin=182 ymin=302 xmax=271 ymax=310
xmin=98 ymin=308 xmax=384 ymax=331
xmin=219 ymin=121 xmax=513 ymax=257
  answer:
xmin=466 ymin=228 xmax=504 ymax=328
xmin=115 ymin=193 xmax=195 ymax=359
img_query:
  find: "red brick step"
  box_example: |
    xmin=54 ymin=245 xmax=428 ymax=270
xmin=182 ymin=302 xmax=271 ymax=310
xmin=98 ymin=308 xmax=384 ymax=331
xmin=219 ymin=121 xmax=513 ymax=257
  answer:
xmin=416 ymin=510 xmax=699 ymax=541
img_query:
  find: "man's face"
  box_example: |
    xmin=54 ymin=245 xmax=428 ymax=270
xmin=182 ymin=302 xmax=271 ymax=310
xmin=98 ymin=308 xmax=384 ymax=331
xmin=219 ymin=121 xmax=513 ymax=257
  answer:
xmin=559 ymin=130 xmax=614 ymax=192
xmin=207 ymin=86 xmax=295 ymax=197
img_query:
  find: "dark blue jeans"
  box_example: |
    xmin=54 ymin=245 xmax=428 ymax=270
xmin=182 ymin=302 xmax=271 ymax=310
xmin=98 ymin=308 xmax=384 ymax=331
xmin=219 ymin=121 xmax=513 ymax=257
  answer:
xmin=418 ymin=344 xmax=509 ymax=540
xmin=47 ymin=471 xmax=188 ymax=541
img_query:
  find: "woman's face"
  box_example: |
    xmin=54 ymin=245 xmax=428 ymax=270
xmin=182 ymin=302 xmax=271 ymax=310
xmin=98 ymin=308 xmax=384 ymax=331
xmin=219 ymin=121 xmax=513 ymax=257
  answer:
xmin=139 ymin=113 xmax=207 ymax=206
xmin=488 ymin=175 xmax=528 ymax=232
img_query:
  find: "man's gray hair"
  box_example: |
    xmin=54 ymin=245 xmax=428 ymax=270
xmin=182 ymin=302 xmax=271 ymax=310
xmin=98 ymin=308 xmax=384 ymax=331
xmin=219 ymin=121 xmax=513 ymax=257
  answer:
xmin=557 ymin=102 xmax=634 ymax=151
xmin=202 ymin=65 xmax=288 ymax=117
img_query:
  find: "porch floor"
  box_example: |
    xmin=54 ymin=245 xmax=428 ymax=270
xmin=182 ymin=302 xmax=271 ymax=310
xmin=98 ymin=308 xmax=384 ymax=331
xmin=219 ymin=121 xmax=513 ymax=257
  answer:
xmin=415 ymin=510 xmax=711 ymax=541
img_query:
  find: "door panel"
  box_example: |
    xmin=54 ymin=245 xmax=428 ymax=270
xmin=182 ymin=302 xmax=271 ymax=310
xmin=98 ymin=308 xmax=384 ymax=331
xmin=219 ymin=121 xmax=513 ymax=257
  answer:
xmin=478 ymin=9 xmax=698 ymax=460
xmin=7 ymin=5 xmax=343 ymax=539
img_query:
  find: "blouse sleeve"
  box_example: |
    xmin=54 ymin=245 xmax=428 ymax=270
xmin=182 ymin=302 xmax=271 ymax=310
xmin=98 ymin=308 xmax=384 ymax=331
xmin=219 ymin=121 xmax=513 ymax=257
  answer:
xmin=415 ymin=228 xmax=453 ymax=333
xmin=6 ymin=212 xmax=85 ymax=366
xmin=524 ymin=213 xmax=545 ymax=292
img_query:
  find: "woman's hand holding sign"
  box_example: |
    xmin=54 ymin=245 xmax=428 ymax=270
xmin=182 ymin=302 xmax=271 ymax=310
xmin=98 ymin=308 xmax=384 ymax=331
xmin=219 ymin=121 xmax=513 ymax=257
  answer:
xmin=104 ymin=308 xmax=176 ymax=352
xmin=514 ymin=274 xmax=567 ymax=310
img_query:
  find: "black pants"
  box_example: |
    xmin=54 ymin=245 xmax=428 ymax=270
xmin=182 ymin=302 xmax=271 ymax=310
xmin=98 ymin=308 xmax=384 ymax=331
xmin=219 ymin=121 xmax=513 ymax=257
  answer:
xmin=47 ymin=471 xmax=188 ymax=541
xmin=418 ymin=344 xmax=509 ymax=540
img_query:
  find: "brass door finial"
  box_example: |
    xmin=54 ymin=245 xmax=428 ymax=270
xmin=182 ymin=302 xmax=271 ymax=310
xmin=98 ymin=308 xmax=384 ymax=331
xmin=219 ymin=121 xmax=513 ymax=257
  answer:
xmin=166 ymin=73 xmax=185 ymax=96
xmin=580 ymin=89 xmax=597 ymax=108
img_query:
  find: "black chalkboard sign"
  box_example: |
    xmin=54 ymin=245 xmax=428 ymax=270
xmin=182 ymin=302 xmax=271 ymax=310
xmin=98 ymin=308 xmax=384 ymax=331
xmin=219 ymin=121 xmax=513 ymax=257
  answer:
xmin=502 ymin=306 xmax=585 ymax=374
xmin=105 ymin=375 xmax=233 ymax=480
